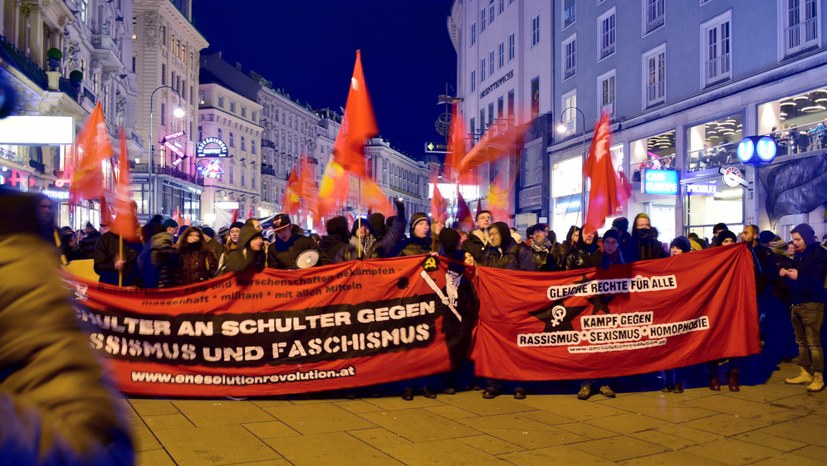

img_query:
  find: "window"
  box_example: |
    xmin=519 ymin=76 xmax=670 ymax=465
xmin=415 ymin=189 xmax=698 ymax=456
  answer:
xmin=480 ymin=109 xmax=485 ymax=132
xmin=488 ymin=103 xmax=494 ymax=125
xmin=241 ymin=107 xmax=247 ymax=118
xmin=251 ymin=140 xmax=256 ymax=154
xmin=499 ymin=0 xmax=505 ymax=13
xmin=489 ymin=50 xmax=495 ymax=75
xmin=645 ymin=0 xmax=666 ymax=34
xmin=562 ymin=35 xmax=577 ymax=80
xmin=489 ymin=0 xmax=495 ymax=23
xmin=241 ymin=136 xmax=246 ymax=151
xmin=563 ymin=0 xmax=576 ymax=28
xmin=598 ymin=69 xmax=616 ymax=117
xmin=230 ymin=132 xmax=235 ymax=148
xmin=561 ymin=90 xmax=577 ymax=133
xmin=508 ymin=33 xmax=515 ymax=60
xmin=702 ymin=11 xmax=731 ymax=86
xmin=498 ymin=42 xmax=505 ymax=68
xmin=471 ymin=70 xmax=476 ymax=92
xmin=497 ymin=96 xmax=504 ymax=118
xmin=471 ymin=23 xmax=476 ymax=46
xmin=643 ymin=44 xmax=666 ymax=107
xmin=531 ymin=15 xmax=541 ymax=46
xmin=217 ymin=128 xmax=223 ymax=140
xmin=507 ymin=90 xmax=515 ymax=119
xmin=470 ymin=118 xmax=476 ymax=139
xmin=481 ymin=8 xmax=486 ymax=31
xmin=599 ymin=9 xmax=616 ymax=59
xmin=531 ymin=77 xmax=540 ymax=118
xmin=218 ymin=96 xmax=224 ymax=108
xmin=161 ymin=64 xmax=166 ymax=84
xmin=783 ymin=0 xmax=820 ymax=56
xmin=160 ymin=103 xmax=166 ymax=126
xmin=481 ymin=57 xmax=486 ymax=80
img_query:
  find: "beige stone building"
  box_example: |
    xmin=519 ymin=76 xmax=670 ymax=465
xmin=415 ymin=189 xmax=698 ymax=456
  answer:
xmin=132 ymin=0 xmax=207 ymax=221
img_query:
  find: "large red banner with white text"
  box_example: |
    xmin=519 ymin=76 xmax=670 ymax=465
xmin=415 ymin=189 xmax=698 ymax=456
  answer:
xmin=66 ymin=256 xmax=469 ymax=397
xmin=471 ymin=244 xmax=761 ymax=380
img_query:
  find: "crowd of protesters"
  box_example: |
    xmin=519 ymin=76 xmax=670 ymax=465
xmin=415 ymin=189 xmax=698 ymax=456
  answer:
xmin=46 ymin=193 xmax=827 ymax=401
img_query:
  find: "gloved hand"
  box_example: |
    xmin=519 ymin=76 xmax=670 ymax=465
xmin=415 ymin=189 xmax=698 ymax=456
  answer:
xmin=393 ymin=198 xmax=405 ymax=218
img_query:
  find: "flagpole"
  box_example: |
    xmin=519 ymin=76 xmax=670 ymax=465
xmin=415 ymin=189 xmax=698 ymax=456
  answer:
xmin=118 ymin=236 xmax=123 ymax=287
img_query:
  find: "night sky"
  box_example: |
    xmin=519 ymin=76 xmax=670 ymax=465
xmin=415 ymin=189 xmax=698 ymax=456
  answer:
xmin=193 ymin=0 xmax=457 ymax=160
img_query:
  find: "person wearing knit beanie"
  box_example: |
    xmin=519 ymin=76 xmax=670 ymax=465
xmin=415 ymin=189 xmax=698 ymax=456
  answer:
xmin=670 ymin=236 xmax=691 ymax=255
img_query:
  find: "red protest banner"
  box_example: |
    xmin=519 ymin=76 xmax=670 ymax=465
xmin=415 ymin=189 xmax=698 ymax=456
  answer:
xmin=471 ymin=244 xmax=760 ymax=381
xmin=66 ymin=256 xmax=470 ymax=397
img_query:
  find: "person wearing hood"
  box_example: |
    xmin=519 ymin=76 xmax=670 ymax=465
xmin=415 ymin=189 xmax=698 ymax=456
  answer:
xmin=266 ymin=214 xmax=330 ymax=269
xmin=202 ymin=226 xmax=226 ymax=267
xmin=221 ymin=220 xmax=266 ymax=274
xmin=611 ymin=217 xmax=632 ymax=250
xmin=148 ymin=218 xmax=182 ymax=288
xmin=175 ymin=226 xmax=217 ymax=285
xmin=780 ymin=223 xmax=827 ymax=392
xmin=621 ymin=213 xmax=668 ymax=262
xmin=77 ymin=221 xmax=101 ymax=260
xmin=565 ymin=226 xmax=602 ymax=270
xmin=480 ymin=222 xmax=531 ymax=400
xmin=368 ymin=212 xmax=387 ymax=242
xmin=399 ymin=213 xmax=436 ymax=256
xmin=554 ymin=225 xmax=580 ymax=270
xmin=716 ymin=229 xmax=738 ymax=246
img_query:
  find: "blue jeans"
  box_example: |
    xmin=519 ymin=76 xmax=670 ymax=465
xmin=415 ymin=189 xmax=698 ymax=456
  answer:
xmin=791 ymin=303 xmax=824 ymax=373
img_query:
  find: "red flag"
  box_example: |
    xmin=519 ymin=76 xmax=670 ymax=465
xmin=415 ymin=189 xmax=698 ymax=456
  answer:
xmin=430 ymin=174 xmax=448 ymax=224
xmin=99 ymin=196 xmax=113 ymax=227
xmin=332 ymin=50 xmax=378 ymax=178
xmin=583 ymin=112 xmax=628 ymax=232
xmin=488 ymin=167 xmax=516 ymax=222
xmin=445 ymin=103 xmax=466 ymax=184
xmin=298 ymin=154 xmax=319 ymax=220
xmin=317 ymin=159 xmax=350 ymax=222
xmin=282 ymin=168 xmax=301 ymax=215
xmin=360 ymin=177 xmax=394 ymax=218
xmin=111 ymin=129 xmax=139 ymax=242
xmin=174 ymin=207 xmax=185 ymax=227
xmin=231 ymin=209 xmax=239 ymax=224
xmin=459 ymin=118 xmax=529 ymax=174
xmin=71 ymin=102 xmax=113 ymax=203
xmin=246 ymin=205 xmax=254 ymax=220
xmin=455 ymin=191 xmax=474 ymax=231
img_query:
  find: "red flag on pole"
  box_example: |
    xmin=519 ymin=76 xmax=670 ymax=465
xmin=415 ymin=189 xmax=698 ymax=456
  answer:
xmin=430 ymin=174 xmax=449 ymax=224
xmin=332 ymin=50 xmax=378 ymax=178
xmin=317 ymin=159 xmax=350 ymax=222
xmin=99 ymin=196 xmax=113 ymax=227
xmin=458 ymin=118 xmax=529 ymax=174
xmin=488 ymin=167 xmax=516 ymax=222
xmin=282 ymin=168 xmax=300 ymax=215
xmin=583 ymin=112 xmax=629 ymax=233
xmin=231 ymin=208 xmax=239 ymax=224
xmin=455 ymin=191 xmax=474 ymax=231
xmin=298 ymin=154 xmax=318 ymax=220
xmin=71 ymin=102 xmax=113 ymax=203
xmin=360 ymin=177 xmax=394 ymax=218
xmin=445 ymin=103 xmax=466 ymax=184
xmin=110 ymin=129 xmax=139 ymax=242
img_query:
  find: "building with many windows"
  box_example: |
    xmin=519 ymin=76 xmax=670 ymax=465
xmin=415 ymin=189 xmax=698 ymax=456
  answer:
xmin=448 ymin=0 xmax=554 ymax=231
xmin=197 ymin=70 xmax=262 ymax=228
xmin=365 ymin=137 xmax=429 ymax=217
xmin=132 ymin=0 xmax=207 ymax=222
xmin=0 ymin=0 xmax=137 ymax=229
xmin=546 ymin=0 xmax=827 ymax=240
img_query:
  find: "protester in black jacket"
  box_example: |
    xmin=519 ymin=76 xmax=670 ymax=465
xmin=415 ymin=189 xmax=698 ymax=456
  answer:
xmin=622 ymin=213 xmax=668 ymax=262
xmin=266 ymin=214 xmax=330 ymax=269
xmin=93 ymin=230 xmax=142 ymax=286
xmin=222 ymin=220 xmax=266 ymax=274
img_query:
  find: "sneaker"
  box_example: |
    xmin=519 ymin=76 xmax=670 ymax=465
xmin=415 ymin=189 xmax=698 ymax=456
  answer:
xmin=401 ymin=388 xmax=414 ymax=401
xmin=577 ymin=383 xmax=593 ymax=400
xmin=513 ymin=388 xmax=527 ymax=400
xmin=807 ymin=372 xmax=824 ymax=392
xmin=785 ymin=368 xmax=814 ymax=385
xmin=599 ymin=385 xmax=616 ymax=398
xmin=421 ymin=388 xmax=437 ymax=399
xmin=673 ymin=383 xmax=684 ymax=394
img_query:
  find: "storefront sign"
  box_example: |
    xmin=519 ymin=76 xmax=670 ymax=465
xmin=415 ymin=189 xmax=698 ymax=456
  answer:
xmin=43 ymin=188 xmax=69 ymax=200
xmin=720 ymin=166 xmax=748 ymax=188
xmin=641 ymin=169 xmax=678 ymax=195
xmin=0 ymin=166 xmax=34 ymax=188
xmin=200 ymin=159 xmax=224 ymax=179
xmin=0 ymin=116 xmax=74 ymax=145
xmin=686 ymin=182 xmax=717 ymax=196
xmin=196 ymin=137 xmax=229 ymax=158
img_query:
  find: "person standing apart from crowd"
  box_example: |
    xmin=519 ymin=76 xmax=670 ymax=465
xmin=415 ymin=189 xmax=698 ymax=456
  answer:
xmin=781 ymin=223 xmax=827 ymax=392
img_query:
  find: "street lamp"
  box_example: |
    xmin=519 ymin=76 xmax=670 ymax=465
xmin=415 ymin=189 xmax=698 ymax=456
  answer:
xmin=557 ymin=106 xmax=587 ymax=224
xmin=148 ymin=85 xmax=186 ymax=216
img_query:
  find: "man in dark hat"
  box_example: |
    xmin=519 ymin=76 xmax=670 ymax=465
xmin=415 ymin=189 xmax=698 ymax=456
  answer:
xmin=77 ymin=221 xmax=101 ymax=259
xmin=201 ymin=226 xmax=225 ymax=267
xmin=266 ymin=213 xmax=329 ymax=269
xmin=226 ymin=221 xmax=244 ymax=252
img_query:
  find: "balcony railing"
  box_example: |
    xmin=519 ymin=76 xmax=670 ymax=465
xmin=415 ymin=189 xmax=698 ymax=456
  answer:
xmin=260 ymin=165 xmax=277 ymax=176
xmin=0 ymin=34 xmax=47 ymax=89
xmin=705 ymin=53 xmax=731 ymax=84
xmin=261 ymin=139 xmax=276 ymax=149
xmin=131 ymin=162 xmax=204 ymax=186
xmin=646 ymin=13 xmax=665 ymax=33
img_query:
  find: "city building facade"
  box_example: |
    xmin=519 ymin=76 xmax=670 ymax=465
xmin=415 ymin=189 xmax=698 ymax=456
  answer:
xmin=448 ymin=0 xmax=555 ymax=231
xmin=132 ymin=0 xmax=207 ymax=222
xmin=548 ymin=0 xmax=827 ymax=241
xmin=365 ymin=137 xmax=429 ymax=218
xmin=0 ymin=0 xmax=137 ymax=229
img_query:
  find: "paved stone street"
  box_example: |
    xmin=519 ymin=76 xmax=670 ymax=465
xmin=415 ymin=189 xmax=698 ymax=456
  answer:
xmin=129 ymin=362 xmax=826 ymax=465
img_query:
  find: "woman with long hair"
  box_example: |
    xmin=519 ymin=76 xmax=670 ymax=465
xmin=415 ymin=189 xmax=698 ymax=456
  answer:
xmin=175 ymin=226 xmax=217 ymax=285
